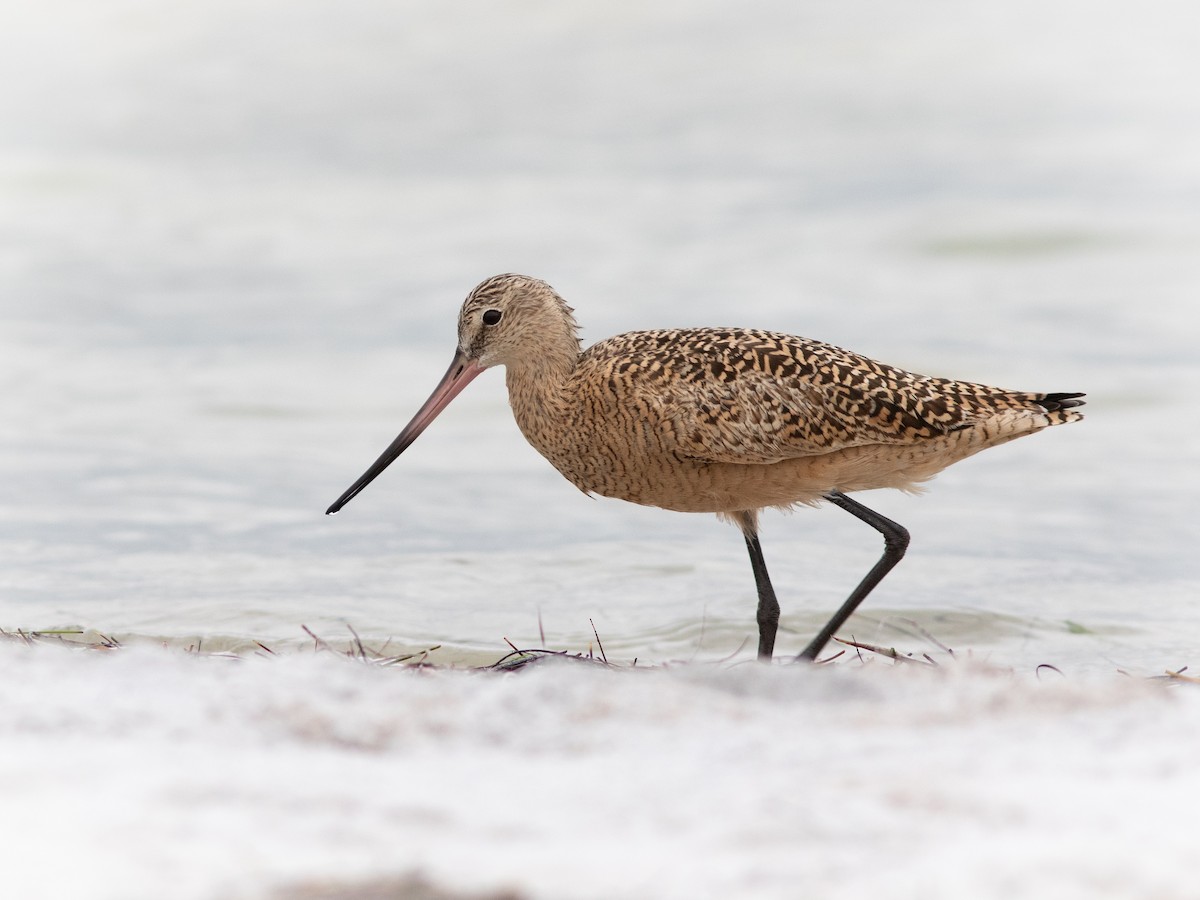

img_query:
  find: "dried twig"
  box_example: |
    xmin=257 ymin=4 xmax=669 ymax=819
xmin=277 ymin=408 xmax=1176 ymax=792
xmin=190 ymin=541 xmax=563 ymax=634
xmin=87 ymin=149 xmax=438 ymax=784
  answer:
xmin=301 ymin=625 xmax=334 ymax=653
xmin=589 ymin=618 xmax=608 ymax=664
xmin=713 ymin=635 xmax=751 ymax=665
xmin=887 ymin=617 xmax=955 ymax=656
xmin=812 ymin=648 xmax=846 ymax=665
xmin=346 ymin=623 xmax=367 ymax=660
xmin=834 ymin=636 xmax=938 ymax=666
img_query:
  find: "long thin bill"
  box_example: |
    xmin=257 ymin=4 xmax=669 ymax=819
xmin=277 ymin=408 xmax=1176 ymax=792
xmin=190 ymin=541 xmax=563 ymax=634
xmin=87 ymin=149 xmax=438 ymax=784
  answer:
xmin=326 ymin=349 xmax=484 ymax=514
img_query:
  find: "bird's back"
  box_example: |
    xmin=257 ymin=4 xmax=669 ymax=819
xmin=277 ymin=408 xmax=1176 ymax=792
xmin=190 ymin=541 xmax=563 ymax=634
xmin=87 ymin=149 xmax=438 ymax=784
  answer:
xmin=576 ymin=327 xmax=1082 ymax=460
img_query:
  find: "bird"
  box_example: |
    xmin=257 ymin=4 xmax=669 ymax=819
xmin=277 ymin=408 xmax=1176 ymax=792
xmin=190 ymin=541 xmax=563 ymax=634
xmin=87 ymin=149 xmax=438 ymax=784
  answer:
xmin=327 ymin=274 xmax=1084 ymax=661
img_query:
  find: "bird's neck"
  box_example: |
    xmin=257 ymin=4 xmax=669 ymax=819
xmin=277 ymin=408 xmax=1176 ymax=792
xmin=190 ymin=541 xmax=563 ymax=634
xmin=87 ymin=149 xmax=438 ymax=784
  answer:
xmin=504 ymin=333 xmax=579 ymax=443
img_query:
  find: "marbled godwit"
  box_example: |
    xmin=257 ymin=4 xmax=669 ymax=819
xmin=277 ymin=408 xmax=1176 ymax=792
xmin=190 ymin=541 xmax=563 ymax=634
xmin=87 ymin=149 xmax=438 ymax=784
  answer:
xmin=327 ymin=274 xmax=1084 ymax=661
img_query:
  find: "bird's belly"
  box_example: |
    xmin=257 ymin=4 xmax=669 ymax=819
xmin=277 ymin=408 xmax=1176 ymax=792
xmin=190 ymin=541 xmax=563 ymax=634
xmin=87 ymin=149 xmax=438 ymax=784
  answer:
xmin=547 ymin=443 xmax=841 ymax=514
xmin=522 ymin=399 xmax=1047 ymax=515
xmin=552 ymin=423 xmax=1024 ymax=514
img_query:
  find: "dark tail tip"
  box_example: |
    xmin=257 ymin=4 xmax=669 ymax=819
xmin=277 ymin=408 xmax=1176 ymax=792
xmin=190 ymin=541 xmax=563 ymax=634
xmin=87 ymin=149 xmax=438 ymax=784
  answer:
xmin=1037 ymin=392 xmax=1086 ymax=412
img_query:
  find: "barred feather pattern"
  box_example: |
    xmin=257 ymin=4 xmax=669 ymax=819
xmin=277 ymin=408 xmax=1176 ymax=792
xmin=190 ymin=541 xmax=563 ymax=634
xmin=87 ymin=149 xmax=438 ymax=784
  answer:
xmin=457 ymin=274 xmax=1084 ymax=516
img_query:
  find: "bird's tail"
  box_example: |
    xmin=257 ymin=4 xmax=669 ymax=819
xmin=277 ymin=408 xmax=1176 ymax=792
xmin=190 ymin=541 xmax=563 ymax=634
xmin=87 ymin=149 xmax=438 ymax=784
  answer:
xmin=1030 ymin=391 xmax=1086 ymax=425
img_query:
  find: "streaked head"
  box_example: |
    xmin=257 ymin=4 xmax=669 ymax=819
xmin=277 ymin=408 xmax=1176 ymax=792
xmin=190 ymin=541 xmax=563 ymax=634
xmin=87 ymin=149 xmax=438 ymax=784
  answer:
xmin=456 ymin=273 xmax=580 ymax=369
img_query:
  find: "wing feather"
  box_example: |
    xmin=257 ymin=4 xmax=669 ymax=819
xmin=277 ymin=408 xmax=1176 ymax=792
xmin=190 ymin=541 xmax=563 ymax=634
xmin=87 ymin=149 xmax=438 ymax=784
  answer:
xmin=580 ymin=328 xmax=1023 ymax=466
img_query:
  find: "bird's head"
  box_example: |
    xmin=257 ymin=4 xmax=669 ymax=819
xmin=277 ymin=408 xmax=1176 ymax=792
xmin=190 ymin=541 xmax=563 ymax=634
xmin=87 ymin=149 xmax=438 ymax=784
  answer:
xmin=457 ymin=273 xmax=580 ymax=369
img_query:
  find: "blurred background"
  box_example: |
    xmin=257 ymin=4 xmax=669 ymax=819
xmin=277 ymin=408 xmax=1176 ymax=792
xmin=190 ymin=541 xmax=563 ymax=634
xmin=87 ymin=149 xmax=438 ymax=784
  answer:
xmin=2 ymin=0 xmax=1197 ymax=668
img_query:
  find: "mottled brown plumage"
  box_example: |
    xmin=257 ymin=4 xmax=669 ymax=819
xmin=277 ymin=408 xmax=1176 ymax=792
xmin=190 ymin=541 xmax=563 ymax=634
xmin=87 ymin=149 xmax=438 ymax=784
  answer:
xmin=328 ymin=273 xmax=1085 ymax=661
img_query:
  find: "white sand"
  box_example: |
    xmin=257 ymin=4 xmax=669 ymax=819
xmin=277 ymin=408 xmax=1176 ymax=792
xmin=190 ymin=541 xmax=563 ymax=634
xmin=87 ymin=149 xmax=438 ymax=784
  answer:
xmin=2 ymin=642 xmax=1195 ymax=900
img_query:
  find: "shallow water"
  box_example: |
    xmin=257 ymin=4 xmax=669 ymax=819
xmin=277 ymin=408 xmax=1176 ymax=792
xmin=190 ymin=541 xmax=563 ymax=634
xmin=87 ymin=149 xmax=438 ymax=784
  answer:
xmin=3 ymin=0 xmax=1199 ymax=676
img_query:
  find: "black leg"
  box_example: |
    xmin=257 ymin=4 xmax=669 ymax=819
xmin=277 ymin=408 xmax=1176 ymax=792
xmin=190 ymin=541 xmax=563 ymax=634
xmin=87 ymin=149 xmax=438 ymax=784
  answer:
xmin=736 ymin=512 xmax=780 ymax=660
xmin=797 ymin=491 xmax=910 ymax=662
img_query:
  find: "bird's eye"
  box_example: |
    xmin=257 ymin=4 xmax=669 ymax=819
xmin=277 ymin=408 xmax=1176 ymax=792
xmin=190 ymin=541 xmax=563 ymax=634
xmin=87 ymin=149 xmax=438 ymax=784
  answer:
xmin=482 ymin=309 xmax=502 ymax=326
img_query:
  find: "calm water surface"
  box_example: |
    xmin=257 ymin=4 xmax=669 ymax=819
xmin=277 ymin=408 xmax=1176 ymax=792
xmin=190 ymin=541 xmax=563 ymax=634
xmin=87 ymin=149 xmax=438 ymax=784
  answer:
xmin=2 ymin=0 xmax=1198 ymax=672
